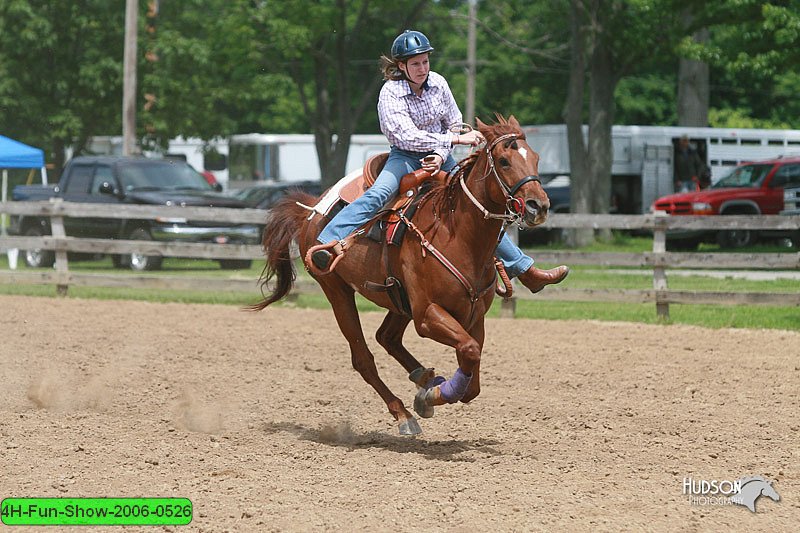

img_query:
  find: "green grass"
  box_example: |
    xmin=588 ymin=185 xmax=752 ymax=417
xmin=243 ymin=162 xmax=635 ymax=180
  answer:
xmin=525 ymin=230 xmax=798 ymax=254
xmin=544 ymin=266 xmax=800 ymax=293
xmin=6 ymin=255 xmax=267 ymax=278
xmin=1 ymin=235 xmax=797 ymax=331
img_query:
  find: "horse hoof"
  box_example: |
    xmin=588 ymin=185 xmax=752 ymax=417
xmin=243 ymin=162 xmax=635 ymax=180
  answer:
xmin=398 ymin=417 xmax=422 ymax=436
xmin=413 ymin=387 xmax=435 ymax=419
xmin=408 ymin=367 xmax=435 ymax=388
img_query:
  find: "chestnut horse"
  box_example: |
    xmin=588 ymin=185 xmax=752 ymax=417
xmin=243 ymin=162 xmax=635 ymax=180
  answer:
xmin=250 ymin=116 xmax=550 ymax=435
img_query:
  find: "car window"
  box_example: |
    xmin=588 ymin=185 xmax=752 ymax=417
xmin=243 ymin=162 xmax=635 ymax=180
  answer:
xmin=64 ymin=164 xmax=94 ymax=194
xmin=713 ymin=164 xmax=773 ymax=188
xmin=770 ymin=164 xmax=800 ymax=188
xmin=90 ymin=165 xmax=114 ymax=193
xmin=118 ymin=161 xmax=212 ymax=192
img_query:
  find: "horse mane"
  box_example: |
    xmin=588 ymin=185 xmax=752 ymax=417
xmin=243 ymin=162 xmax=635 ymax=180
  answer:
xmin=738 ymin=476 xmax=770 ymax=487
xmin=420 ymin=115 xmax=526 ymax=236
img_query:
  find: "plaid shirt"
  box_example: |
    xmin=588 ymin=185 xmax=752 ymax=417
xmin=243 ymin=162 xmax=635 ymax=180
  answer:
xmin=377 ymin=71 xmax=461 ymax=160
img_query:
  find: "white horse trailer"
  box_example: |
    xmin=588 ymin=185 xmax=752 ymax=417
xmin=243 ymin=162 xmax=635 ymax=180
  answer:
xmin=523 ymin=124 xmax=800 ymax=213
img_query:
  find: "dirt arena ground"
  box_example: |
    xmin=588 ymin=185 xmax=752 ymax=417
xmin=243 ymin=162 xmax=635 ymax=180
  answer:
xmin=1 ymin=294 xmax=798 ymax=532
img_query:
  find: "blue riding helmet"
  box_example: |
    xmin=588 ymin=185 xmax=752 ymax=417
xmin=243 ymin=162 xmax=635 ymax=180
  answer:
xmin=391 ymin=30 xmax=434 ymax=61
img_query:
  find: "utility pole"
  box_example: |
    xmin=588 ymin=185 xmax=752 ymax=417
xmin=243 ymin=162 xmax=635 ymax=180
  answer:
xmin=122 ymin=0 xmax=138 ymax=156
xmin=465 ymin=0 xmax=477 ymax=126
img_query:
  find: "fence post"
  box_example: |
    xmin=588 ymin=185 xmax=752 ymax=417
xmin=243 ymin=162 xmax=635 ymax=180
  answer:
xmin=50 ymin=199 xmax=69 ymax=295
xmin=500 ymin=226 xmax=518 ymax=318
xmin=652 ymin=213 xmax=669 ymax=320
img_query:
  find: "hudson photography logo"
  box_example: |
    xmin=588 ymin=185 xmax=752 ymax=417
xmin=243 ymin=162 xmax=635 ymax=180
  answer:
xmin=683 ymin=476 xmax=781 ymax=512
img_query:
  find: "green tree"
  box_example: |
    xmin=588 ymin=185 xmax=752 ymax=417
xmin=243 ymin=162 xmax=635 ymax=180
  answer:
xmin=431 ymin=0 xmax=569 ymax=127
xmin=247 ymin=0 xmax=434 ymax=185
xmin=673 ymin=0 xmax=800 ymax=129
xmin=140 ymin=0 xmax=309 ymax=148
xmin=564 ymin=0 xmax=684 ymax=245
xmin=0 ymin=0 xmax=124 ymax=172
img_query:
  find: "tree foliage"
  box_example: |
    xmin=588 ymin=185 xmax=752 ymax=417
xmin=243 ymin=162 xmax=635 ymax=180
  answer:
xmin=1 ymin=0 xmax=799 ymax=177
xmin=0 ymin=0 xmax=124 ymax=169
xmin=245 ymin=0 xmax=435 ymax=183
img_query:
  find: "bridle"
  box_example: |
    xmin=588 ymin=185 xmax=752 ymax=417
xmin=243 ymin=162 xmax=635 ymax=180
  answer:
xmin=459 ymin=132 xmax=541 ymax=226
xmin=397 ymin=130 xmax=542 ymax=317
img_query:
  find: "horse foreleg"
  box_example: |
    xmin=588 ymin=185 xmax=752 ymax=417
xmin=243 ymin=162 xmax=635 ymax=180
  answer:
xmin=414 ymin=303 xmax=481 ymax=409
xmin=319 ymin=282 xmax=421 ymax=435
xmin=460 ymin=320 xmax=485 ymax=404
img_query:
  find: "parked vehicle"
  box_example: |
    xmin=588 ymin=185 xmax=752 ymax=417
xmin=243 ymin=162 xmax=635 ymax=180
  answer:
xmin=781 ymin=186 xmax=800 ymax=247
xmin=651 ymin=155 xmax=800 ymax=249
xmin=783 ymin=186 xmax=800 ymax=215
xmin=9 ymin=156 xmax=261 ymax=270
xmin=518 ymin=175 xmax=624 ymax=245
xmin=76 ymin=136 xmax=231 ymax=188
xmin=230 ymin=180 xmax=324 ymax=210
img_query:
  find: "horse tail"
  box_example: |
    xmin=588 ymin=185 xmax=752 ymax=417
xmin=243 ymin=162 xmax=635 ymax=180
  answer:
xmin=247 ymin=192 xmax=315 ymax=311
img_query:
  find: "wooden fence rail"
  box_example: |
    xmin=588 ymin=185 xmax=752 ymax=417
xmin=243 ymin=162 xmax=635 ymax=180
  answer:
xmin=1 ymin=200 xmax=798 ymax=317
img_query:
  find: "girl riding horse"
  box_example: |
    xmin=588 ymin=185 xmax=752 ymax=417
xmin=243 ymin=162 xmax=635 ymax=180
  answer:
xmin=251 ymin=30 xmax=568 ymax=435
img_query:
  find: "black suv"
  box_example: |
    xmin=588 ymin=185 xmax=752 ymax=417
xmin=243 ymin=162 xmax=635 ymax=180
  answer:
xmin=11 ymin=156 xmax=262 ymax=270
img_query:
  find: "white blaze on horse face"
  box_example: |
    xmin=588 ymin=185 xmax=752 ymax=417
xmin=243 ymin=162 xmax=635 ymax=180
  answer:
xmin=517 ymin=146 xmax=528 ymax=162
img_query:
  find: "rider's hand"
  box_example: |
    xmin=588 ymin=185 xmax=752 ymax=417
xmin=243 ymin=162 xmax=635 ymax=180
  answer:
xmin=421 ymin=154 xmax=443 ymax=174
xmin=455 ymin=130 xmax=485 ymax=146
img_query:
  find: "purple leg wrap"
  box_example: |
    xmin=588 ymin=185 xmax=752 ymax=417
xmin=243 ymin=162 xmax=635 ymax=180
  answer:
xmin=438 ymin=368 xmax=473 ymax=403
xmin=425 ymin=375 xmax=446 ymax=389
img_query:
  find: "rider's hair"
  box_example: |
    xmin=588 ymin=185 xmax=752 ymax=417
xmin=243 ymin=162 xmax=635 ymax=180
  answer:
xmin=380 ymin=55 xmax=407 ymax=81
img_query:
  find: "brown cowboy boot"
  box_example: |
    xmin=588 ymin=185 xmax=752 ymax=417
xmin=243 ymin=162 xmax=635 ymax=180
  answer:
xmin=311 ymin=249 xmax=335 ymax=270
xmin=306 ymin=240 xmax=347 ymax=275
xmin=517 ymin=265 xmax=570 ymax=294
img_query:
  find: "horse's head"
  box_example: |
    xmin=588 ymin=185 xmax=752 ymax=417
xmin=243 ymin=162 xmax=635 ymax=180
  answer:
xmin=475 ymin=115 xmax=549 ymax=227
xmin=760 ymin=480 xmax=781 ymax=502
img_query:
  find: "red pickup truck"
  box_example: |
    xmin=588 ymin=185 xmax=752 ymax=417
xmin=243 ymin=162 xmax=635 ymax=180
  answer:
xmin=652 ymin=155 xmax=800 ymax=249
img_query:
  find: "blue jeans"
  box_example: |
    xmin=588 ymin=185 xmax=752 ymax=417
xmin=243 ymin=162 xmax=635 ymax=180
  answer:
xmin=317 ymin=147 xmax=533 ymax=278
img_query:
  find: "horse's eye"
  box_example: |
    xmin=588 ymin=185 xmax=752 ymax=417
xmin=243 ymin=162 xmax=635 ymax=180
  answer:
xmin=499 ymin=157 xmax=510 ymax=167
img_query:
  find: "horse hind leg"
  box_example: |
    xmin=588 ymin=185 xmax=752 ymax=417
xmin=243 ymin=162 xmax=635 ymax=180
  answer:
xmin=319 ymin=281 xmax=422 ymax=435
xmin=376 ymin=312 xmax=420 ymax=373
xmin=376 ymin=311 xmax=442 ymax=383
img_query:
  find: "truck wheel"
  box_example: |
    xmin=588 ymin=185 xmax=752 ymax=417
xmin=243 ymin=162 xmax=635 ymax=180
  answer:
xmin=23 ymin=226 xmax=55 ymax=268
xmin=127 ymin=228 xmax=163 ymax=271
xmin=716 ymin=229 xmax=756 ymax=248
xmin=218 ymin=259 xmax=252 ymax=270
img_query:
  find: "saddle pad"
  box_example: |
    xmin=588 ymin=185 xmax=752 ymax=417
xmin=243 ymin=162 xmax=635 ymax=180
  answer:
xmin=310 ymin=168 xmax=362 ymax=218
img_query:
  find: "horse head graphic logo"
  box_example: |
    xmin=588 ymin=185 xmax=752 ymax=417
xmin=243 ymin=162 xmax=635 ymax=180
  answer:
xmin=729 ymin=476 xmax=780 ymax=512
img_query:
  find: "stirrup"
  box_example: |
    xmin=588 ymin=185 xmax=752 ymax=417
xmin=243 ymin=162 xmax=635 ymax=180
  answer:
xmin=305 ymin=241 xmax=345 ymax=276
xmin=494 ymin=259 xmax=513 ymax=299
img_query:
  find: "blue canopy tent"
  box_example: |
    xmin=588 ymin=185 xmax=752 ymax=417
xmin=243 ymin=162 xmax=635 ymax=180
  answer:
xmin=1 ymin=136 xmax=47 ymax=266
xmin=0 ymin=135 xmax=46 ymax=170
xmin=0 ymin=135 xmax=47 ymax=198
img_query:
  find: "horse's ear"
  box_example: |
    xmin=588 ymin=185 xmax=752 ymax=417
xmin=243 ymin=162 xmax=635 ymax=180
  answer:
xmin=475 ymin=117 xmax=487 ymax=130
xmin=508 ymin=115 xmax=521 ymax=129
